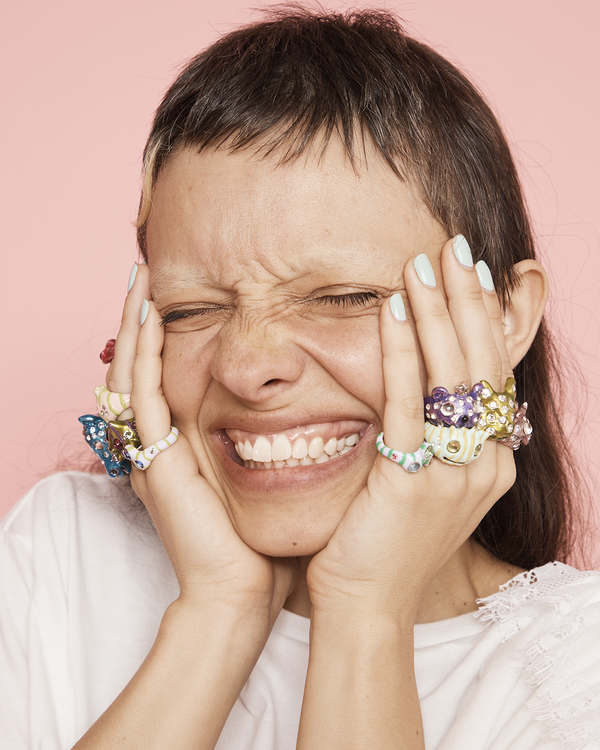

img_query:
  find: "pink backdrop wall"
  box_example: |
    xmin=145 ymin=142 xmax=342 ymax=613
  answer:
xmin=1 ymin=1 xmax=599 ymax=563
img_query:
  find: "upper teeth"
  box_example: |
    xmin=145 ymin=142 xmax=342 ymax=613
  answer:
xmin=234 ymin=432 xmax=360 ymax=466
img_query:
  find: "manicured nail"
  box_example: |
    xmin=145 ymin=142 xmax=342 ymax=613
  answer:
xmin=475 ymin=260 xmax=494 ymax=292
xmin=453 ymin=235 xmax=473 ymax=268
xmin=389 ymin=293 xmax=406 ymax=322
xmin=127 ymin=263 xmax=138 ymax=293
xmin=414 ymin=254 xmax=436 ymax=288
xmin=140 ymin=299 xmax=150 ymax=325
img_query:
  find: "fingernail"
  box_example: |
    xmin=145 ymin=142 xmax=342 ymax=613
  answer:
xmin=127 ymin=263 xmax=138 ymax=293
xmin=389 ymin=293 xmax=406 ymax=322
xmin=414 ymin=254 xmax=436 ymax=288
xmin=475 ymin=261 xmax=494 ymax=292
xmin=453 ymin=235 xmax=473 ymax=268
xmin=140 ymin=299 xmax=150 ymax=325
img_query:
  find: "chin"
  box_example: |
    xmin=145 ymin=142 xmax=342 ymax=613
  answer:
xmin=200 ymin=419 xmax=378 ymax=557
xmin=234 ymin=515 xmax=341 ymax=558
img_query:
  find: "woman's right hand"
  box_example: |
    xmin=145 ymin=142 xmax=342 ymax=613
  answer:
xmin=106 ymin=263 xmax=297 ymax=619
xmin=74 ymin=263 xmax=295 ymax=748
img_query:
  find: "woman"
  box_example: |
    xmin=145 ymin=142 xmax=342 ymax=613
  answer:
xmin=1 ymin=7 xmax=598 ymax=749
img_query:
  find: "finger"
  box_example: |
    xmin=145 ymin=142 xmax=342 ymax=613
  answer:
xmin=130 ymin=300 xmax=172 ymax=450
xmin=404 ymin=248 xmax=470 ymax=394
xmin=129 ymin=303 xmax=207 ymax=538
xmin=106 ymin=263 xmax=149 ymax=394
xmin=440 ymin=237 xmax=503 ymax=389
xmin=379 ymin=293 xmax=425 ymax=452
xmin=474 ymin=260 xmax=513 ymax=384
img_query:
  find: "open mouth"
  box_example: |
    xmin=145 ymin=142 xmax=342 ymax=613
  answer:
xmin=225 ymin=421 xmax=367 ymax=470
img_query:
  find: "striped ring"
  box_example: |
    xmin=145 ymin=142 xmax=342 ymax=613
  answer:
xmin=423 ymin=423 xmax=490 ymax=465
xmin=125 ymin=427 xmax=179 ymax=470
xmin=94 ymin=385 xmax=131 ymax=421
xmin=376 ymin=432 xmax=435 ymax=473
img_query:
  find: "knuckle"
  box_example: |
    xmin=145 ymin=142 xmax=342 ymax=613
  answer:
xmin=486 ymin=304 xmax=503 ymax=325
xmin=436 ymin=369 xmax=470 ymax=391
xmin=472 ymin=350 xmax=501 ymax=381
xmin=459 ymin=285 xmax=485 ymax=306
xmin=388 ymin=391 xmax=424 ymax=422
xmin=420 ymin=302 xmax=450 ymax=324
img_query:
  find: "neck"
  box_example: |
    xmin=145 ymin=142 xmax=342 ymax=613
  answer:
xmin=283 ymin=540 xmax=524 ymax=622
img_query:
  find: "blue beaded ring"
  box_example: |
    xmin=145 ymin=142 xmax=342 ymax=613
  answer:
xmin=376 ymin=432 xmax=435 ymax=473
xmin=78 ymin=414 xmax=131 ymax=477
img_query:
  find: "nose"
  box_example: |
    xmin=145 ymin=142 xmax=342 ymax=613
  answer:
xmin=210 ymin=317 xmax=306 ymax=404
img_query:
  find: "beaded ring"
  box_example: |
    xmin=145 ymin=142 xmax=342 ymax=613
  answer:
xmin=497 ymin=402 xmax=533 ymax=450
xmin=424 ymin=383 xmax=484 ymax=428
xmin=78 ymin=414 xmax=131 ymax=477
xmin=476 ymin=378 xmax=517 ymax=439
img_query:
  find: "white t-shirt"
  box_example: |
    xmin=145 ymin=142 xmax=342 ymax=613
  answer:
xmin=1 ymin=472 xmax=599 ymax=749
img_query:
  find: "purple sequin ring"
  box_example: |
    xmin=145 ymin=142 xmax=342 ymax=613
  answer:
xmin=424 ymin=383 xmax=484 ymax=428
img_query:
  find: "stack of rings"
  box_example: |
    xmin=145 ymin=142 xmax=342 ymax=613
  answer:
xmin=77 ymin=339 xmax=180 ymax=477
xmin=377 ymin=377 xmax=533 ymax=473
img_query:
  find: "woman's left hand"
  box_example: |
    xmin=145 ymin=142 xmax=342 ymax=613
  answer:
xmin=306 ymin=236 xmax=517 ymax=622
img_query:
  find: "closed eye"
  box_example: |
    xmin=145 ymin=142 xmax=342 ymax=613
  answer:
xmin=160 ymin=291 xmax=380 ymax=327
xmin=313 ymin=292 xmax=380 ymax=307
xmin=160 ymin=307 xmax=221 ymax=326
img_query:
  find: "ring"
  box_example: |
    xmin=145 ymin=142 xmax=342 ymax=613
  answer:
xmin=424 ymin=383 xmax=484 ymax=428
xmin=475 ymin=378 xmax=517 ymax=439
xmin=99 ymin=338 xmax=116 ymax=365
xmin=376 ymin=432 xmax=435 ymax=473
xmin=424 ymin=423 xmax=491 ymax=465
xmin=95 ymin=385 xmax=132 ymax=421
xmin=497 ymin=402 xmax=533 ymax=450
xmin=78 ymin=414 xmax=131 ymax=477
xmin=106 ymin=418 xmax=141 ymax=462
xmin=126 ymin=427 xmax=179 ymax=470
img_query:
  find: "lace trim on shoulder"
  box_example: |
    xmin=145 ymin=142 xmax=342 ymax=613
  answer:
xmin=477 ymin=563 xmax=599 ymax=636
xmin=477 ymin=562 xmax=600 ymax=750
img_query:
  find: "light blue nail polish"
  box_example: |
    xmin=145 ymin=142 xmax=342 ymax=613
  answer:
xmin=414 ymin=254 xmax=436 ymax=288
xmin=140 ymin=299 xmax=150 ymax=325
xmin=475 ymin=261 xmax=495 ymax=292
xmin=389 ymin=293 xmax=406 ymax=322
xmin=453 ymin=235 xmax=473 ymax=268
xmin=127 ymin=263 xmax=138 ymax=293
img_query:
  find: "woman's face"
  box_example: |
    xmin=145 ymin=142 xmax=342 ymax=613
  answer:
xmin=146 ymin=140 xmax=448 ymax=556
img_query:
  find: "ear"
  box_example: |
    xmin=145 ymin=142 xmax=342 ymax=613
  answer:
xmin=503 ymin=259 xmax=549 ymax=369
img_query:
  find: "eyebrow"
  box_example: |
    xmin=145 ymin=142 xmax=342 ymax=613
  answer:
xmin=150 ymin=267 xmax=218 ymax=300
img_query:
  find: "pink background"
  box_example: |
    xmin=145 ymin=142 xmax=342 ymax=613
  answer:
xmin=1 ymin=1 xmax=599 ymax=563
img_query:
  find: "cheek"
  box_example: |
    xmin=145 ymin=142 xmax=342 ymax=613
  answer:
xmin=161 ymin=333 xmax=214 ymax=425
xmin=296 ymin=316 xmax=386 ymax=416
xmin=160 ymin=315 xmax=390 ymax=427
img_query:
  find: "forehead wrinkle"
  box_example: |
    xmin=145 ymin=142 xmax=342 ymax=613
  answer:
xmin=150 ymin=238 xmax=406 ymax=303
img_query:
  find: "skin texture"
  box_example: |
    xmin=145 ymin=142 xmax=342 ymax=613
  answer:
xmin=147 ymin=142 xmax=438 ymax=559
xmin=77 ymin=139 xmax=549 ymax=749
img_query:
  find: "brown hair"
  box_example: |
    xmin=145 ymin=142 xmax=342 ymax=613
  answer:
xmin=137 ymin=5 xmax=584 ymax=568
